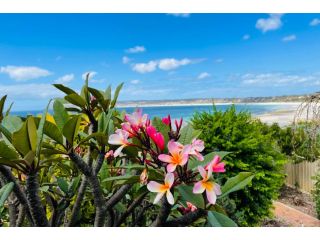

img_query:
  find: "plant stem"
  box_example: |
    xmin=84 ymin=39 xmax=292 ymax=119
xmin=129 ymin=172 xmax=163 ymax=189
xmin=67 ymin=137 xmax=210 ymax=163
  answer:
xmin=164 ymin=209 xmax=207 ymax=226
xmin=151 ymin=197 xmax=172 ymax=226
xmin=25 ymin=172 xmax=49 ymax=227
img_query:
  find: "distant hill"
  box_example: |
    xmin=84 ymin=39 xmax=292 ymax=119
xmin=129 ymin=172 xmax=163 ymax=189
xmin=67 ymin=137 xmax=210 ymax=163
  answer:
xmin=116 ymin=94 xmax=309 ymax=107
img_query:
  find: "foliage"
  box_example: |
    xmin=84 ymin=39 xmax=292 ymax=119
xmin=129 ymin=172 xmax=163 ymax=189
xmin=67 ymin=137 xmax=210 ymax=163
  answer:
xmin=312 ymin=172 xmax=320 ymax=219
xmin=0 ymin=78 xmax=253 ymax=227
xmin=191 ymin=105 xmax=287 ymax=226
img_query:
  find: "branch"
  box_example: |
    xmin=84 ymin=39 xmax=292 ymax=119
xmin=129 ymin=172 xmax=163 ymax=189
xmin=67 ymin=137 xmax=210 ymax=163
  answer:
xmin=151 ymin=197 xmax=172 ymax=226
xmin=105 ymin=184 xmax=132 ymax=210
xmin=0 ymin=165 xmax=34 ymax=226
xmin=164 ymin=209 xmax=207 ymax=227
xmin=25 ymin=172 xmax=49 ymax=226
xmin=69 ymin=152 xmax=107 ymax=227
xmin=115 ymin=191 xmax=148 ymax=226
xmin=16 ymin=205 xmax=26 ymax=227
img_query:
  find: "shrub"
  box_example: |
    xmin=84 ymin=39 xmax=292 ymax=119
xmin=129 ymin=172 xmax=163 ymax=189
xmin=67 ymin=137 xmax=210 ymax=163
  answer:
xmin=191 ymin=105 xmax=287 ymax=226
xmin=312 ymin=173 xmax=320 ymax=219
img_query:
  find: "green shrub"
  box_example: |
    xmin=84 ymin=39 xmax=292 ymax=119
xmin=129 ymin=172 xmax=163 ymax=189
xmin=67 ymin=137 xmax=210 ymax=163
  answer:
xmin=312 ymin=173 xmax=320 ymax=219
xmin=191 ymin=105 xmax=287 ymax=226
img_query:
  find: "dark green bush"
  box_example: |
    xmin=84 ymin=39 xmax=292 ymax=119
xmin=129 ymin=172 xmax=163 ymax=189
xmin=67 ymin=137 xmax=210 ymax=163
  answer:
xmin=191 ymin=105 xmax=287 ymax=226
xmin=312 ymin=173 xmax=320 ymax=219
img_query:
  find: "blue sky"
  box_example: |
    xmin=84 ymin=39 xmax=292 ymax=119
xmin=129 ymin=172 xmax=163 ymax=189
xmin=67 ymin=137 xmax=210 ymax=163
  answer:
xmin=0 ymin=13 xmax=320 ymax=110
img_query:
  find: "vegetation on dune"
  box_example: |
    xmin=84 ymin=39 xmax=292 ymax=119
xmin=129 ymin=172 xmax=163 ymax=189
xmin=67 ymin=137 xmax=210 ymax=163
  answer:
xmin=192 ymin=106 xmax=287 ymax=226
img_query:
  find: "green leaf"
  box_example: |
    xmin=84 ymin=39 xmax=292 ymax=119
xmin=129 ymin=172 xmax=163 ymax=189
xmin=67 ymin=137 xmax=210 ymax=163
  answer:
xmin=63 ymin=115 xmax=81 ymax=145
xmin=0 ymin=182 xmax=14 ymax=208
xmin=176 ymin=184 xmax=205 ymax=209
xmin=43 ymin=121 xmax=64 ymax=145
xmin=219 ymin=172 xmax=254 ymax=198
xmin=0 ymin=95 xmax=7 ymax=121
xmin=110 ymin=83 xmax=123 ymax=108
xmin=23 ymin=151 xmax=35 ymax=167
xmin=57 ymin=177 xmax=69 ymax=194
xmin=53 ymin=100 xmax=69 ymax=132
xmin=53 ymin=84 xmax=78 ymax=95
xmin=2 ymin=115 xmax=23 ymax=134
xmin=188 ymin=151 xmax=230 ymax=170
xmin=179 ymin=124 xmax=201 ymax=145
xmin=207 ymin=211 xmax=237 ymax=227
xmin=36 ymin=101 xmax=51 ymax=159
xmin=0 ymin=141 xmax=19 ymax=160
xmin=88 ymin=87 xmax=108 ymax=110
xmin=102 ymin=175 xmax=140 ymax=184
xmin=105 ymin=85 xmax=112 ymax=100
xmin=12 ymin=117 xmax=37 ymax=156
xmin=68 ymin=176 xmax=81 ymax=196
xmin=152 ymin=117 xmax=170 ymax=144
xmin=5 ymin=102 xmax=13 ymax=117
xmin=65 ymin=93 xmax=86 ymax=108
xmin=98 ymin=110 xmax=113 ymax=134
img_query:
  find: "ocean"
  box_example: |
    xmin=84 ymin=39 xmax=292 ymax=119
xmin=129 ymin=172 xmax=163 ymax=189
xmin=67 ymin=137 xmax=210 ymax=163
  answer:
xmin=11 ymin=103 xmax=296 ymax=121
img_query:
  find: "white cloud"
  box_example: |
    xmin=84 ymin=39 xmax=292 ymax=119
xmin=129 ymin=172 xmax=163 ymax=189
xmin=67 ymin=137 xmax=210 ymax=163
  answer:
xmin=256 ymin=14 xmax=283 ymax=33
xmin=54 ymin=74 xmax=74 ymax=84
xmin=158 ymin=58 xmax=192 ymax=71
xmin=215 ymin=58 xmax=224 ymax=63
xmin=132 ymin=61 xmax=158 ymax=74
xmin=167 ymin=13 xmax=190 ymax=18
xmin=126 ymin=46 xmax=146 ymax=54
xmin=197 ymin=72 xmax=210 ymax=80
xmin=82 ymin=71 xmax=97 ymax=80
xmin=241 ymin=72 xmax=319 ymax=87
xmin=310 ymin=18 xmax=320 ymax=26
xmin=122 ymin=56 xmax=131 ymax=64
xmin=130 ymin=79 xmax=140 ymax=84
xmin=0 ymin=83 xmax=62 ymax=99
xmin=0 ymin=65 xmax=52 ymax=81
xmin=243 ymin=34 xmax=250 ymax=40
xmin=282 ymin=34 xmax=296 ymax=42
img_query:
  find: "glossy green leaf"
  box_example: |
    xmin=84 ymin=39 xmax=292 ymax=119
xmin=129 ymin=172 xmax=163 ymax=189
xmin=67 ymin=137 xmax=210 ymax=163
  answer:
xmin=57 ymin=177 xmax=69 ymax=194
xmin=207 ymin=211 xmax=237 ymax=227
xmin=2 ymin=115 xmax=23 ymax=133
xmin=63 ymin=115 xmax=81 ymax=145
xmin=0 ymin=141 xmax=19 ymax=160
xmin=53 ymin=100 xmax=69 ymax=132
xmin=88 ymin=87 xmax=108 ymax=110
xmin=177 ymin=184 xmax=205 ymax=209
xmin=152 ymin=117 xmax=170 ymax=143
xmin=36 ymin=101 xmax=51 ymax=159
xmin=110 ymin=83 xmax=123 ymax=108
xmin=0 ymin=182 xmax=14 ymax=208
xmin=68 ymin=176 xmax=81 ymax=196
xmin=12 ymin=117 xmax=37 ymax=156
xmin=179 ymin=124 xmax=202 ymax=145
xmin=219 ymin=172 xmax=254 ymax=198
xmin=65 ymin=93 xmax=86 ymax=108
xmin=53 ymin=84 xmax=78 ymax=95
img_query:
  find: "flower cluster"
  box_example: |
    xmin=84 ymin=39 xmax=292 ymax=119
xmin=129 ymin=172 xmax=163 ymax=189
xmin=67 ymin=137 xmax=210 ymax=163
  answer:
xmin=108 ymin=109 xmax=226 ymax=208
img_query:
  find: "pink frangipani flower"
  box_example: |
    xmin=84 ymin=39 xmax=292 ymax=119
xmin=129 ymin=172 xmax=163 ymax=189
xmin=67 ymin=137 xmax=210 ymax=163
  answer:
xmin=205 ymin=155 xmax=226 ymax=173
xmin=184 ymin=138 xmax=205 ymax=161
xmin=162 ymin=115 xmax=171 ymax=126
xmin=124 ymin=109 xmax=148 ymax=131
xmin=147 ymin=172 xmax=175 ymax=205
xmin=146 ymin=126 xmax=165 ymax=151
xmin=193 ymin=165 xmax=221 ymax=205
xmin=108 ymin=129 xmax=131 ymax=157
xmin=158 ymin=141 xmax=189 ymax=172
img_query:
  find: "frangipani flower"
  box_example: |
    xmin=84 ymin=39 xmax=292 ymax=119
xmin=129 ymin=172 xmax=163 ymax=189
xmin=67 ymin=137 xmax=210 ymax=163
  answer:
xmin=108 ymin=129 xmax=131 ymax=157
xmin=146 ymin=126 xmax=165 ymax=151
xmin=158 ymin=141 xmax=189 ymax=172
xmin=124 ymin=108 xmax=148 ymax=131
xmin=147 ymin=172 xmax=175 ymax=205
xmin=184 ymin=138 xmax=205 ymax=161
xmin=193 ymin=165 xmax=221 ymax=205
xmin=205 ymin=155 xmax=226 ymax=173
xmin=162 ymin=115 xmax=171 ymax=126
xmin=186 ymin=201 xmax=197 ymax=212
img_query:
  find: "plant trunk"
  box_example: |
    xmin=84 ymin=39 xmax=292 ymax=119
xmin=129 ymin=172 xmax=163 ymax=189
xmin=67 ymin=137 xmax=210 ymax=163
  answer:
xmin=25 ymin=172 xmax=48 ymax=227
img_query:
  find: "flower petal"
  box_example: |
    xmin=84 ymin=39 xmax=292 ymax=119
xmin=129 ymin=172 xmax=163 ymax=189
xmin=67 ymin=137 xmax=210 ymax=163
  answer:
xmin=206 ymin=188 xmax=217 ymax=205
xmin=158 ymin=154 xmax=173 ymax=163
xmin=164 ymin=172 xmax=174 ymax=187
xmin=153 ymin=192 xmax=165 ymax=204
xmin=168 ymin=140 xmax=183 ymax=154
xmin=197 ymin=166 xmax=207 ymax=179
xmin=108 ymin=134 xmax=122 ymax=145
xmin=167 ymin=163 xmax=177 ymax=173
xmin=212 ymin=162 xmax=226 ymax=173
xmin=147 ymin=181 xmax=163 ymax=192
xmin=193 ymin=181 xmax=205 ymax=194
xmin=195 ymin=152 xmax=204 ymax=161
xmin=166 ymin=190 xmax=174 ymax=205
xmin=113 ymin=145 xmax=125 ymax=157
xmin=213 ymin=183 xmax=222 ymax=196
xmin=212 ymin=155 xmax=221 ymax=166
xmin=180 ymin=154 xmax=189 ymax=166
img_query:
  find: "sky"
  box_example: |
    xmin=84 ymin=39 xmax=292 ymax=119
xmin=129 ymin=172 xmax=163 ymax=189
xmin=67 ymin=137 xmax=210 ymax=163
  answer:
xmin=0 ymin=13 xmax=320 ymax=111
